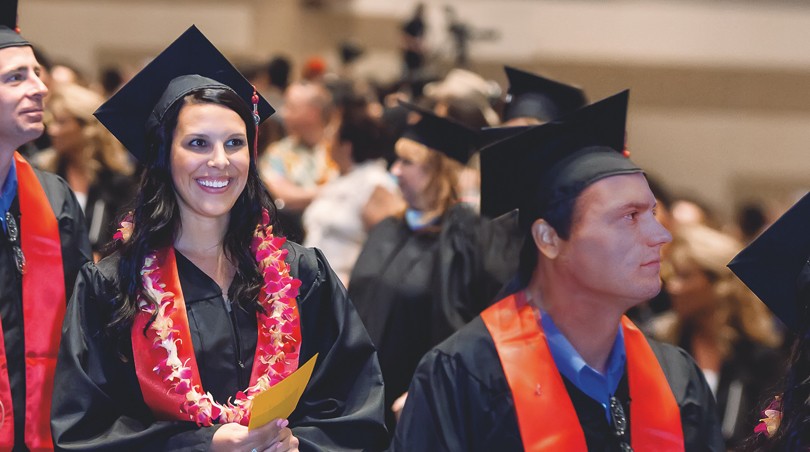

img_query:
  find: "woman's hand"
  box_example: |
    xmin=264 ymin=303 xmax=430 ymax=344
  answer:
xmin=210 ymin=418 xmax=299 ymax=452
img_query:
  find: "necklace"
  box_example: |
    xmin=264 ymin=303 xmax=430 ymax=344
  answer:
xmin=125 ymin=210 xmax=302 ymax=426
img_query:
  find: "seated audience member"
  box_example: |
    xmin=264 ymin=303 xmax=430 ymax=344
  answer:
xmin=259 ymin=81 xmax=337 ymax=241
xmin=303 ymin=104 xmax=400 ymax=286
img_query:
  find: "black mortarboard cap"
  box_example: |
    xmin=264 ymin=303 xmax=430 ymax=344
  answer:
xmin=478 ymin=125 xmax=534 ymax=150
xmin=399 ymin=100 xmax=479 ymax=164
xmin=728 ymin=193 xmax=810 ymax=332
xmin=480 ymin=90 xmax=638 ymax=225
xmin=94 ymin=25 xmax=274 ymax=162
xmin=0 ymin=0 xmax=29 ymax=50
xmin=503 ymin=66 xmax=587 ymax=123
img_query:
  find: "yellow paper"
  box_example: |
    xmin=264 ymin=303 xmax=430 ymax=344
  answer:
xmin=248 ymin=353 xmax=318 ymax=430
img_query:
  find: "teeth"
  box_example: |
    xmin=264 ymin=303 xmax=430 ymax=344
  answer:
xmin=198 ymin=179 xmax=229 ymax=188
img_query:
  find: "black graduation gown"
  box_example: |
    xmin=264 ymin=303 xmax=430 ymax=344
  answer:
xmin=0 ymin=168 xmax=91 ymax=452
xmin=49 ymin=161 xmax=138 ymax=254
xmin=348 ymin=204 xmax=519 ymax=436
xmin=392 ymin=317 xmax=726 ymax=452
xmin=51 ymin=243 xmax=388 ymax=451
xmin=82 ymin=169 xmax=138 ymax=254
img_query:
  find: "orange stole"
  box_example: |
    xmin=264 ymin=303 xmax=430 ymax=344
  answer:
xmin=131 ymin=248 xmax=299 ymax=423
xmin=480 ymin=292 xmax=684 ymax=451
xmin=131 ymin=248 xmax=203 ymax=420
xmin=0 ymin=153 xmax=67 ymax=451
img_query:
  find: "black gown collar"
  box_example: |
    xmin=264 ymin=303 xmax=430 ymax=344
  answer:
xmin=174 ymin=249 xmax=223 ymax=304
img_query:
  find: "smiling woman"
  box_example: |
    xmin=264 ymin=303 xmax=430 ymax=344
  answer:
xmin=50 ymin=26 xmax=387 ymax=452
xmin=170 ymin=100 xmax=250 ymax=224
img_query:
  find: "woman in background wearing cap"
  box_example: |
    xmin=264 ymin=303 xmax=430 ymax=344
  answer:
xmin=729 ymin=193 xmax=810 ymax=450
xmin=34 ymin=83 xmax=136 ymax=258
xmin=348 ymin=102 xmax=515 ymax=438
xmin=50 ymin=26 xmax=387 ymax=452
xmin=654 ymin=223 xmax=783 ymax=448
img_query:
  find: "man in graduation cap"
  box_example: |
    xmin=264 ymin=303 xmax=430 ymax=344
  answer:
xmin=393 ymin=91 xmax=724 ymax=451
xmin=0 ymin=2 xmax=91 ymax=450
xmin=729 ymin=193 xmax=810 ymax=449
xmin=479 ymin=66 xmax=587 ymax=159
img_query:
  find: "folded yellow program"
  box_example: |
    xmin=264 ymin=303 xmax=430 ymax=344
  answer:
xmin=248 ymin=353 xmax=319 ymax=430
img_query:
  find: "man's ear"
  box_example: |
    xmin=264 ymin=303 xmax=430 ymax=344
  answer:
xmin=531 ymin=219 xmax=561 ymax=259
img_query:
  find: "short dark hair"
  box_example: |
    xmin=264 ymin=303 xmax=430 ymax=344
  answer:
xmin=267 ymin=56 xmax=291 ymax=91
xmin=338 ymin=106 xmax=385 ymax=164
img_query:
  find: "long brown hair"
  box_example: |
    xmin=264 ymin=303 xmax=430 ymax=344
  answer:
xmin=42 ymin=83 xmax=133 ymax=182
xmin=661 ymin=224 xmax=782 ymax=355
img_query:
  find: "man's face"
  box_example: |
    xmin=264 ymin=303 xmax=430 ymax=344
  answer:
xmin=282 ymin=84 xmax=322 ymax=138
xmin=555 ymin=173 xmax=672 ymax=309
xmin=0 ymin=46 xmax=47 ymax=150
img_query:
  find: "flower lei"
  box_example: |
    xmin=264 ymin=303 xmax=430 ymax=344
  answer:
xmin=118 ymin=210 xmax=302 ymax=426
xmin=754 ymin=395 xmax=782 ymax=438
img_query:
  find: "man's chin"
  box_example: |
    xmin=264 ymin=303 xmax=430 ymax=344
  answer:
xmin=21 ymin=125 xmax=45 ymax=142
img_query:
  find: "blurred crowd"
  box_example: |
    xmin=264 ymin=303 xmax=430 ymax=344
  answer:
xmin=18 ymin=4 xmax=791 ymax=449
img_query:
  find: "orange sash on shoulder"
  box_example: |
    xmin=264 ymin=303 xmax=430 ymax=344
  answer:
xmin=131 ymin=247 xmax=292 ymax=422
xmin=0 ymin=153 xmax=66 ymax=450
xmin=480 ymin=292 xmax=684 ymax=451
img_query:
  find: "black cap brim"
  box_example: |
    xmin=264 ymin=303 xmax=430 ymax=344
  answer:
xmin=478 ymin=125 xmax=535 ymax=150
xmin=480 ymin=90 xmax=636 ymax=224
xmin=398 ymin=100 xmax=478 ymax=164
xmin=729 ymin=193 xmax=810 ymax=332
xmin=503 ymin=66 xmax=587 ymax=123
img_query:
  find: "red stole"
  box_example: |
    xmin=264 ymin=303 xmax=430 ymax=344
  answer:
xmin=480 ymin=292 xmax=684 ymax=451
xmin=0 ymin=153 xmax=66 ymax=450
xmin=131 ymin=248 xmax=290 ymax=422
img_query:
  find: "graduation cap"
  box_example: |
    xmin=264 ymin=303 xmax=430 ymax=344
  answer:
xmin=728 ymin=193 xmax=810 ymax=332
xmin=503 ymin=66 xmax=587 ymax=123
xmin=480 ymin=90 xmax=637 ymax=226
xmin=0 ymin=0 xmax=29 ymax=50
xmin=478 ymin=125 xmax=534 ymax=150
xmin=94 ymin=25 xmax=274 ymax=162
xmin=398 ymin=100 xmax=479 ymax=164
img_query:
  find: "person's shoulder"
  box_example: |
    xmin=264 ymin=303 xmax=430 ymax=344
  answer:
xmin=646 ymin=336 xmax=698 ymax=370
xmin=446 ymin=203 xmax=479 ymax=221
xmin=434 ymin=316 xmax=496 ymax=355
xmin=29 ymin=166 xmax=85 ymax=218
xmin=282 ymin=240 xmax=331 ymax=296
xmin=425 ymin=317 xmax=504 ymax=385
xmin=71 ymin=251 xmax=120 ymax=303
xmin=95 ymin=251 xmax=121 ymax=281
xmin=368 ymin=215 xmax=406 ymax=236
xmin=644 ymin=337 xmax=712 ymax=402
xmin=31 ymin=165 xmax=71 ymax=199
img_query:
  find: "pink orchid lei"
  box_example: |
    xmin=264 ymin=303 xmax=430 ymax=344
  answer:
xmin=124 ymin=210 xmax=302 ymax=426
xmin=754 ymin=395 xmax=782 ymax=438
